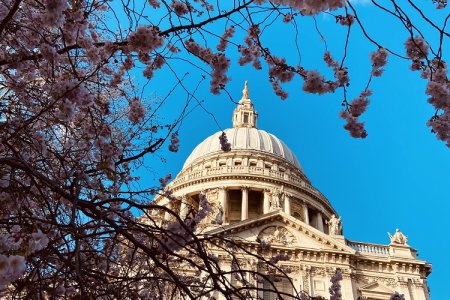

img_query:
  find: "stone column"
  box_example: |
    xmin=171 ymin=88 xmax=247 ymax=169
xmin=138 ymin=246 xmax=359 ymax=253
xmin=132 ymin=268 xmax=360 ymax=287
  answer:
xmin=164 ymin=202 xmax=172 ymax=221
xmin=302 ymin=203 xmax=309 ymax=224
xmin=241 ymin=186 xmax=248 ymax=220
xmin=179 ymin=195 xmax=188 ymax=219
xmin=284 ymin=193 xmax=291 ymax=216
xmin=317 ymin=212 xmax=324 ymax=232
xmin=263 ymin=189 xmax=271 ymax=213
xmin=219 ymin=187 xmax=227 ymax=224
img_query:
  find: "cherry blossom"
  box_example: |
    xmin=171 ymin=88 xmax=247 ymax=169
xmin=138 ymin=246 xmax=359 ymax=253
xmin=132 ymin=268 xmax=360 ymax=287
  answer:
xmin=340 ymin=90 xmax=372 ymax=138
xmin=128 ymin=25 xmax=165 ymax=53
xmin=185 ymin=39 xmax=230 ymax=94
xmin=171 ymin=1 xmax=191 ymax=16
xmin=128 ymin=97 xmax=146 ymax=124
xmin=0 ymin=0 xmax=447 ymax=297
xmin=168 ymin=132 xmax=180 ymax=152
xmin=219 ymin=132 xmax=231 ymax=152
xmin=29 ymin=229 xmax=49 ymax=252
xmin=217 ymin=26 xmax=235 ymax=52
xmin=370 ymin=48 xmax=389 ymax=77
xmin=329 ymin=270 xmax=343 ymax=300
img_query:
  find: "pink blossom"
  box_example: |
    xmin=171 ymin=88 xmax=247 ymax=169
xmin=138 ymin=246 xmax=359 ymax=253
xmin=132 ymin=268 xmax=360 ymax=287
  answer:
xmin=185 ymin=39 xmax=230 ymax=94
xmin=238 ymin=25 xmax=262 ymax=69
xmin=283 ymin=14 xmax=293 ymax=23
xmin=167 ymin=43 xmax=180 ymax=53
xmin=128 ymin=26 xmax=164 ymax=53
xmin=302 ymin=70 xmax=327 ymax=94
xmin=219 ymin=132 xmax=231 ymax=152
xmin=29 ymin=229 xmax=49 ymax=252
xmin=268 ymin=56 xmax=294 ymax=83
xmin=42 ymin=0 xmax=67 ymax=26
xmin=159 ymin=193 xmax=212 ymax=254
xmin=271 ymin=80 xmax=288 ymax=100
xmin=435 ymin=0 xmax=447 ymax=9
xmin=148 ymin=0 xmax=160 ymax=8
xmin=0 ymin=255 xmax=11 ymax=285
xmin=168 ymin=132 xmax=180 ymax=152
xmin=426 ymin=81 xmax=450 ymax=109
xmin=336 ymin=14 xmax=355 ymax=26
xmin=334 ymin=68 xmax=349 ymax=86
xmin=159 ymin=174 xmax=171 ymax=187
xmin=390 ymin=292 xmax=406 ymax=300
xmin=298 ymin=0 xmax=346 ymax=15
xmin=405 ymin=36 xmax=429 ymax=60
xmin=370 ymin=48 xmax=389 ymax=77
xmin=217 ymin=27 xmax=235 ymax=52
xmin=349 ymin=90 xmax=371 ymax=117
xmin=128 ymin=97 xmax=146 ymax=124
xmin=268 ymin=253 xmax=290 ymax=264
xmin=427 ymin=113 xmax=450 ymax=145
xmin=323 ymin=51 xmax=339 ymax=68
xmin=122 ymin=55 xmax=134 ymax=70
xmin=9 ymin=256 xmax=25 ymax=279
xmin=171 ymin=1 xmax=190 ymax=16
xmin=339 ymin=90 xmax=371 ymax=138
xmin=329 ymin=270 xmax=343 ymax=300
xmin=339 ymin=110 xmax=368 ymax=138
xmin=323 ymin=52 xmax=349 ymax=87
xmin=143 ymin=65 xmax=154 ymax=79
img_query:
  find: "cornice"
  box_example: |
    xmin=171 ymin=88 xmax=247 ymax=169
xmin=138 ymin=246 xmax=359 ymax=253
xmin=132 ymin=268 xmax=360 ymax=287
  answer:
xmin=170 ymin=173 xmax=335 ymax=214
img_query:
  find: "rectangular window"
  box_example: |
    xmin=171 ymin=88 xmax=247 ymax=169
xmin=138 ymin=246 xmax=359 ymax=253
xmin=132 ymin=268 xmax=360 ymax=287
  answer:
xmin=227 ymin=190 xmax=242 ymax=224
xmin=262 ymin=277 xmax=293 ymax=300
xmin=244 ymin=113 xmax=249 ymax=123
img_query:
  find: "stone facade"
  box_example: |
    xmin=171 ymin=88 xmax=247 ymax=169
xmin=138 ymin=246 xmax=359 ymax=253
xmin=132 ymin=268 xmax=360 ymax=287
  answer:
xmin=152 ymin=83 xmax=431 ymax=300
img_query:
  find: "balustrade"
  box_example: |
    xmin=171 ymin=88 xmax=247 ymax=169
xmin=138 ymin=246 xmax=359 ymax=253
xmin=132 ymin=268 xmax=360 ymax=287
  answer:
xmin=171 ymin=164 xmax=321 ymax=196
xmin=347 ymin=241 xmax=389 ymax=255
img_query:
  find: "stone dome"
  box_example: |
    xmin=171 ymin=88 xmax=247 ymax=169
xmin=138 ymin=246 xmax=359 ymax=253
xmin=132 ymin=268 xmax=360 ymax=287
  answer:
xmin=182 ymin=80 xmax=301 ymax=170
xmin=182 ymin=127 xmax=302 ymax=170
xmin=157 ymin=81 xmax=337 ymax=235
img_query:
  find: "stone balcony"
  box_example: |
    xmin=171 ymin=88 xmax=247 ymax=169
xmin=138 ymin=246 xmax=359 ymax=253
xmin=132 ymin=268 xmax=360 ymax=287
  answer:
xmin=172 ymin=165 xmax=321 ymax=197
xmin=347 ymin=240 xmax=390 ymax=256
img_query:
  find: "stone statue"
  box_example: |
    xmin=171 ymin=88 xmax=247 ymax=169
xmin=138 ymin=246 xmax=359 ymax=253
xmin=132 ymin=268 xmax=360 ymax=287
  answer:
xmin=388 ymin=228 xmax=408 ymax=245
xmin=212 ymin=202 xmax=224 ymax=225
xmin=242 ymin=80 xmax=249 ymax=99
xmin=269 ymin=188 xmax=282 ymax=211
xmin=327 ymin=214 xmax=342 ymax=235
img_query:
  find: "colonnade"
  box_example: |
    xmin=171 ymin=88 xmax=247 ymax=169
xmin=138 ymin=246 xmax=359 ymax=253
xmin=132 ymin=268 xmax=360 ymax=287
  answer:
xmin=173 ymin=186 xmax=328 ymax=232
xmin=213 ymin=186 xmax=328 ymax=233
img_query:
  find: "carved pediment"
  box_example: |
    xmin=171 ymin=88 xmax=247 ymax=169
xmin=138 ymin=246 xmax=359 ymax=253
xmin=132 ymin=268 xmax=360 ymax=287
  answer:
xmin=257 ymin=225 xmax=297 ymax=246
xmin=359 ymin=281 xmax=395 ymax=299
xmin=206 ymin=211 xmax=354 ymax=253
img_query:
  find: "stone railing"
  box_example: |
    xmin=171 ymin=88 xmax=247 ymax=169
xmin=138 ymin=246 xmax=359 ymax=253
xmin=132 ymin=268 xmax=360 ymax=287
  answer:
xmin=347 ymin=241 xmax=389 ymax=255
xmin=171 ymin=166 xmax=320 ymax=195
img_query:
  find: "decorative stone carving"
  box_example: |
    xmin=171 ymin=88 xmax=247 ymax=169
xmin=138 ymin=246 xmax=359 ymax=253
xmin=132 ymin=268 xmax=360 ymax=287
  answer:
xmin=257 ymin=226 xmax=296 ymax=246
xmin=312 ymin=266 xmax=326 ymax=277
xmin=354 ymin=274 xmax=398 ymax=288
xmin=388 ymin=228 xmax=408 ymax=245
xmin=326 ymin=214 xmax=342 ymax=235
xmin=198 ymin=188 xmax=224 ymax=226
xmin=205 ymin=188 xmax=219 ymax=204
xmin=301 ymin=268 xmax=311 ymax=292
xmin=290 ymin=200 xmax=305 ymax=221
xmin=269 ymin=187 xmax=283 ymax=211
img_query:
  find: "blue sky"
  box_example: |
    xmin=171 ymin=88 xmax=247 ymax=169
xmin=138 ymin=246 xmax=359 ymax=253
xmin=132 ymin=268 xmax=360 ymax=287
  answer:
xmin=136 ymin=1 xmax=449 ymax=298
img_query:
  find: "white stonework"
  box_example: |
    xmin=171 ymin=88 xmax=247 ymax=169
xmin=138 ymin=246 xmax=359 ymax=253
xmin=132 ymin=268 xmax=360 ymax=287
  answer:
xmin=152 ymin=83 xmax=431 ymax=300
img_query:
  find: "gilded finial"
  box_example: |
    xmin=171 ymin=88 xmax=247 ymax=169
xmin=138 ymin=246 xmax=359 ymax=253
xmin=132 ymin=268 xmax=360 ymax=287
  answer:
xmin=242 ymin=80 xmax=249 ymax=99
